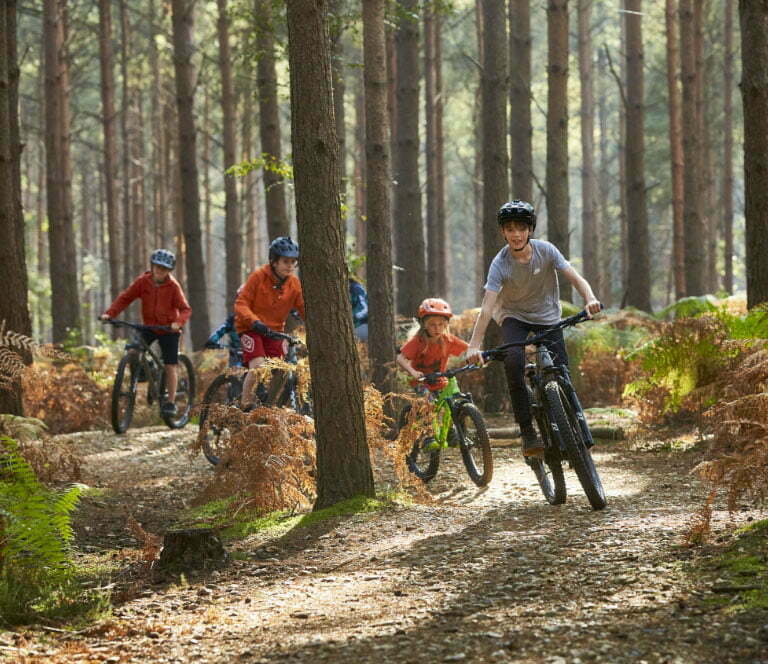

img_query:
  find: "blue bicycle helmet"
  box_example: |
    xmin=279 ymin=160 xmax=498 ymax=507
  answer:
xmin=150 ymin=248 xmax=176 ymax=270
xmin=268 ymin=236 xmax=300 ymax=262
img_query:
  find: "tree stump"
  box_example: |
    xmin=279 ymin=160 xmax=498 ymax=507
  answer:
xmin=156 ymin=528 xmax=228 ymax=572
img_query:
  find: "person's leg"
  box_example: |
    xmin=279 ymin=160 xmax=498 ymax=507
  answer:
xmin=354 ymin=323 xmax=368 ymax=342
xmin=500 ymin=317 xmax=534 ymax=426
xmin=241 ymin=355 xmax=266 ymax=407
xmin=158 ymin=334 xmax=180 ymax=413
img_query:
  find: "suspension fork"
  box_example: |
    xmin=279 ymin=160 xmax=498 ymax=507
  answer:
xmin=557 ymin=366 xmax=594 ymax=447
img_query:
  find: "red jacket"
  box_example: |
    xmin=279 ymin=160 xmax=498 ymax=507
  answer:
xmin=105 ymin=271 xmax=192 ymax=333
xmin=235 ymin=264 xmax=305 ymax=334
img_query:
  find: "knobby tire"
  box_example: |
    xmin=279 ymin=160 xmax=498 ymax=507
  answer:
xmin=161 ymin=354 xmax=196 ymax=429
xmin=456 ymin=403 xmax=493 ymax=487
xmin=198 ymin=372 xmax=243 ymax=466
xmin=399 ymin=404 xmax=440 ymax=483
xmin=111 ymin=355 xmax=138 ymax=434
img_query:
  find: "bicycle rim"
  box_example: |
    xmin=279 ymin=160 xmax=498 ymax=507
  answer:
xmin=111 ymin=355 xmax=138 ymax=434
xmin=456 ymin=403 xmax=493 ymax=487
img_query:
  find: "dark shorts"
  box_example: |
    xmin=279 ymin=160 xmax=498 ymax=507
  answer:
xmin=141 ymin=331 xmax=180 ymax=365
xmin=240 ymin=331 xmax=285 ymax=365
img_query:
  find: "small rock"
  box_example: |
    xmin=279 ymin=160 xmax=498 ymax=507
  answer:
xmin=444 ymin=655 xmax=466 ymax=662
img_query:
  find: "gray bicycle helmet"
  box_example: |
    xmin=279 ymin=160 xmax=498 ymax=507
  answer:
xmin=268 ymin=236 xmax=300 ymax=262
xmin=497 ymin=200 xmax=536 ymax=231
xmin=150 ymin=248 xmax=176 ymax=270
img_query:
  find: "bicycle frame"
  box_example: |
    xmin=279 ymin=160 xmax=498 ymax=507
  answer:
xmin=124 ymin=335 xmax=164 ymax=396
xmin=423 ymin=376 xmax=473 ymax=449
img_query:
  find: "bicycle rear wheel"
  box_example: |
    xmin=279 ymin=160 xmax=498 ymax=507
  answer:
xmin=161 ymin=354 xmax=196 ymax=429
xmin=198 ymin=373 xmax=242 ymax=466
xmin=456 ymin=403 xmax=493 ymax=487
xmin=399 ymin=404 xmax=440 ymax=482
xmin=111 ymin=355 xmax=138 ymax=434
xmin=543 ymin=381 xmax=606 ymax=510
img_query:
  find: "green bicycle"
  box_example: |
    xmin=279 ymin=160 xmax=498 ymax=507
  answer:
xmin=399 ymin=364 xmax=493 ymax=487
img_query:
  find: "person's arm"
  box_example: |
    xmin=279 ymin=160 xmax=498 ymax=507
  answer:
xmin=561 ymin=267 xmax=601 ymax=316
xmin=396 ymin=351 xmax=423 ymax=380
xmin=102 ymin=277 xmax=142 ymax=320
xmin=173 ymin=284 xmax=192 ymax=331
xmin=466 ymin=289 xmax=499 ymax=364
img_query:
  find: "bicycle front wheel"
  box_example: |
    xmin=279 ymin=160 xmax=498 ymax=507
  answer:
xmin=111 ymin=355 xmax=138 ymax=434
xmin=399 ymin=404 xmax=440 ymax=482
xmin=198 ymin=372 xmax=242 ymax=465
xmin=456 ymin=403 xmax=493 ymax=487
xmin=161 ymin=354 xmax=196 ymax=429
xmin=543 ymin=381 xmax=606 ymax=510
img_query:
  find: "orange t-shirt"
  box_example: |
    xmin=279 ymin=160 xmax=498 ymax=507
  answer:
xmin=234 ymin=264 xmax=305 ymax=334
xmin=400 ymin=332 xmax=469 ymax=391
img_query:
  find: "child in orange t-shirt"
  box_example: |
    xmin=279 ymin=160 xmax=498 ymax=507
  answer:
xmin=396 ymin=298 xmax=468 ymax=393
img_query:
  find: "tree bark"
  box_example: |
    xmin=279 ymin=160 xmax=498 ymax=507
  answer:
xmin=217 ymin=0 xmax=242 ymax=307
xmin=665 ymin=0 xmax=685 ymax=300
xmin=482 ymin=0 xmax=509 ymax=413
xmin=596 ymin=47 xmax=612 ymax=308
xmin=740 ymin=0 xmax=768 ymax=308
xmin=329 ymin=0 xmax=346 ymax=205
xmin=255 ymin=0 xmax=289 ymax=239
xmin=722 ymin=0 xmax=734 ymax=294
xmin=679 ymin=0 xmax=705 ymax=295
xmin=119 ymin=0 xmax=133 ymax=285
xmin=286 ymin=0 xmax=375 ymax=508
xmin=171 ymin=0 xmax=210 ymax=348
xmin=508 ymin=0 xmax=532 ymax=202
xmin=623 ymin=0 xmax=651 ymax=311
xmin=44 ymin=0 xmax=80 ymax=343
xmin=578 ymin=0 xmax=600 ymax=298
xmin=98 ymin=0 xmax=121 ymax=303
xmin=546 ymin=0 xmax=570 ymax=301
xmin=363 ymin=0 xmax=396 ymax=394
xmin=0 ymin=0 xmax=31 ymax=414
xmin=393 ymin=0 xmax=426 ymax=316
xmin=353 ymin=66 xmax=366 ymax=254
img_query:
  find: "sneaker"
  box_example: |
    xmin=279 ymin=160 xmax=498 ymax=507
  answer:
xmin=161 ymin=401 xmax=177 ymax=417
xmin=520 ymin=424 xmax=544 ymax=458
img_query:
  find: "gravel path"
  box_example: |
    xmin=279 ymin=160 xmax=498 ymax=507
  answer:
xmin=4 ymin=421 xmax=767 ymax=663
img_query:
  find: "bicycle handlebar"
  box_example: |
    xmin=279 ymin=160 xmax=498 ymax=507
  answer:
xmin=270 ymin=331 xmax=301 ymax=346
xmin=419 ymin=363 xmax=483 ymax=384
xmin=481 ymin=305 xmax=603 ymax=361
xmin=100 ymin=319 xmax=175 ymax=334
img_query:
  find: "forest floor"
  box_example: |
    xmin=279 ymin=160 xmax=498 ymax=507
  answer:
xmin=4 ymin=411 xmax=768 ymax=664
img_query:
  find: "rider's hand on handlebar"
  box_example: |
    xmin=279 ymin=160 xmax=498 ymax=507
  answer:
xmin=466 ymin=347 xmax=484 ymax=366
xmin=99 ymin=314 xmax=110 ymax=322
xmin=585 ymin=299 xmax=602 ymax=318
xmin=203 ymin=341 xmax=221 ymax=350
xmin=411 ymin=370 xmax=425 ymax=381
xmin=170 ymin=322 xmax=181 ymax=332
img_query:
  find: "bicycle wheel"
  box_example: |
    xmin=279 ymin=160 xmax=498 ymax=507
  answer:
xmin=456 ymin=402 xmax=493 ymax=487
xmin=111 ymin=355 xmax=138 ymax=434
xmin=543 ymin=381 xmax=606 ymax=510
xmin=161 ymin=354 xmax=196 ymax=429
xmin=399 ymin=404 xmax=440 ymax=482
xmin=198 ymin=373 xmax=242 ymax=466
xmin=526 ymin=383 xmax=566 ymax=504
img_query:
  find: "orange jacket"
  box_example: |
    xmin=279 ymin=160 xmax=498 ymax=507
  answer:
xmin=105 ymin=271 xmax=192 ymax=332
xmin=234 ymin=264 xmax=305 ymax=334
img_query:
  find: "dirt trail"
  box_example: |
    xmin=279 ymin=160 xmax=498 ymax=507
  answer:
xmin=4 ymin=420 xmax=767 ymax=664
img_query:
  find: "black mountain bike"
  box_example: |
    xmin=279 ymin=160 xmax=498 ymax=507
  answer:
xmin=198 ymin=333 xmax=311 ymax=465
xmin=483 ymin=308 xmax=607 ymax=511
xmin=104 ymin=320 xmax=195 ymax=434
xmin=397 ymin=363 xmax=493 ymax=487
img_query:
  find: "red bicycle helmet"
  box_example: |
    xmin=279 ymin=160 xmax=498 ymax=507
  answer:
xmin=418 ymin=297 xmax=453 ymax=319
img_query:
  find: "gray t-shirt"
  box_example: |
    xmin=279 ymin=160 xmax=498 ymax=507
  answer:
xmin=484 ymin=239 xmax=571 ymax=326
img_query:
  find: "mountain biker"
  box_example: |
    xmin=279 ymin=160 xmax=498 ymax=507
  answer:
xmin=466 ymin=200 xmax=601 ymax=458
xmin=234 ymin=236 xmax=305 ymax=410
xmin=349 ymin=277 xmax=369 ymax=342
xmin=204 ymin=313 xmax=243 ymax=367
xmin=100 ymin=249 xmax=191 ymax=417
xmin=397 ymin=298 xmax=469 ymax=394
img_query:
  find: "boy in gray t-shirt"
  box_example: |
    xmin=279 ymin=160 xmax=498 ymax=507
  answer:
xmin=467 ymin=200 xmax=601 ymax=458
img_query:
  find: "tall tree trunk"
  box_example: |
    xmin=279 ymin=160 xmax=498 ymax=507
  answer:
xmin=80 ymin=162 xmax=92 ymax=343
xmin=286 ymin=0 xmax=374 ymax=508
xmin=679 ymin=0 xmax=705 ymax=295
xmin=171 ymin=0 xmax=210 ymax=348
xmin=618 ymin=11 xmax=628 ymax=303
xmin=482 ymin=0 xmax=509 ymax=412
xmin=508 ymin=0 xmax=532 ymax=201
xmin=255 ymin=0 xmax=289 ymax=239
xmin=0 ymin=0 xmax=31 ymax=414
xmin=202 ymin=87 xmax=212 ymax=271
xmin=363 ymin=0 xmax=396 ymax=394
xmin=44 ymin=0 xmax=80 ymax=343
xmin=425 ymin=4 xmax=440 ymax=295
xmin=98 ymin=0 xmax=120 ymax=303
xmin=474 ymin=0 xmax=484 ymax=297
xmin=393 ymin=0 xmax=426 ymax=316
xmin=578 ymin=0 xmax=600 ymax=297
xmin=119 ymin=0 xmax=132 ymax=285
xmin=353 ymin=66 xmax=366 ymax=254
xmin=217 ymin=0 xmax=242 ymax=307
xmin=131 ymin=92 xmax=147 ymax=276
xmin=665 ymin=0 xmax=685 ymax=300
xmin=624 ymin=0 xmax=651 ymax=311
xmin=330 ymin=0 xmax=346 ymax=207
xmin=240 ymin=63 xmax=260 ymax=271
xmin=722 ymin=0 xmax=734 ymax=293
xmin=741 ymin=0 xmax=768 ymax=308
xmin=149 ymin=0 xmax=165 ymax=246
xmin=596 ymin=47 xmax=613 ymax=308
xmin=546 ymin=0 xmax=570 ymax=301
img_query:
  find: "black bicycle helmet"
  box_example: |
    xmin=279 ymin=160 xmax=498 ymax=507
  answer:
xmin=268 ymin=236 xmax=300 ymax=262
xmin=497 ymin=200 xmax=536 ymax=231
xmin=150 ymin=248 xmax=176 ymax=270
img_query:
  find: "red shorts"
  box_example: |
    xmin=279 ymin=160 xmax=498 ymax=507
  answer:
xmin=240 ymin=331 xmax=285 ymax=365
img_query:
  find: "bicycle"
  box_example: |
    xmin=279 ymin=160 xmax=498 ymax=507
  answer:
xmin=398 ymin=363 xmax=493 ymax=487
xmin=103 ymin=319 xmax=196 ymax=434
xmin=198 ymin=333 xmax=311 ymax=466
xmin=483 ymin=308 xmax=607 ymax=511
